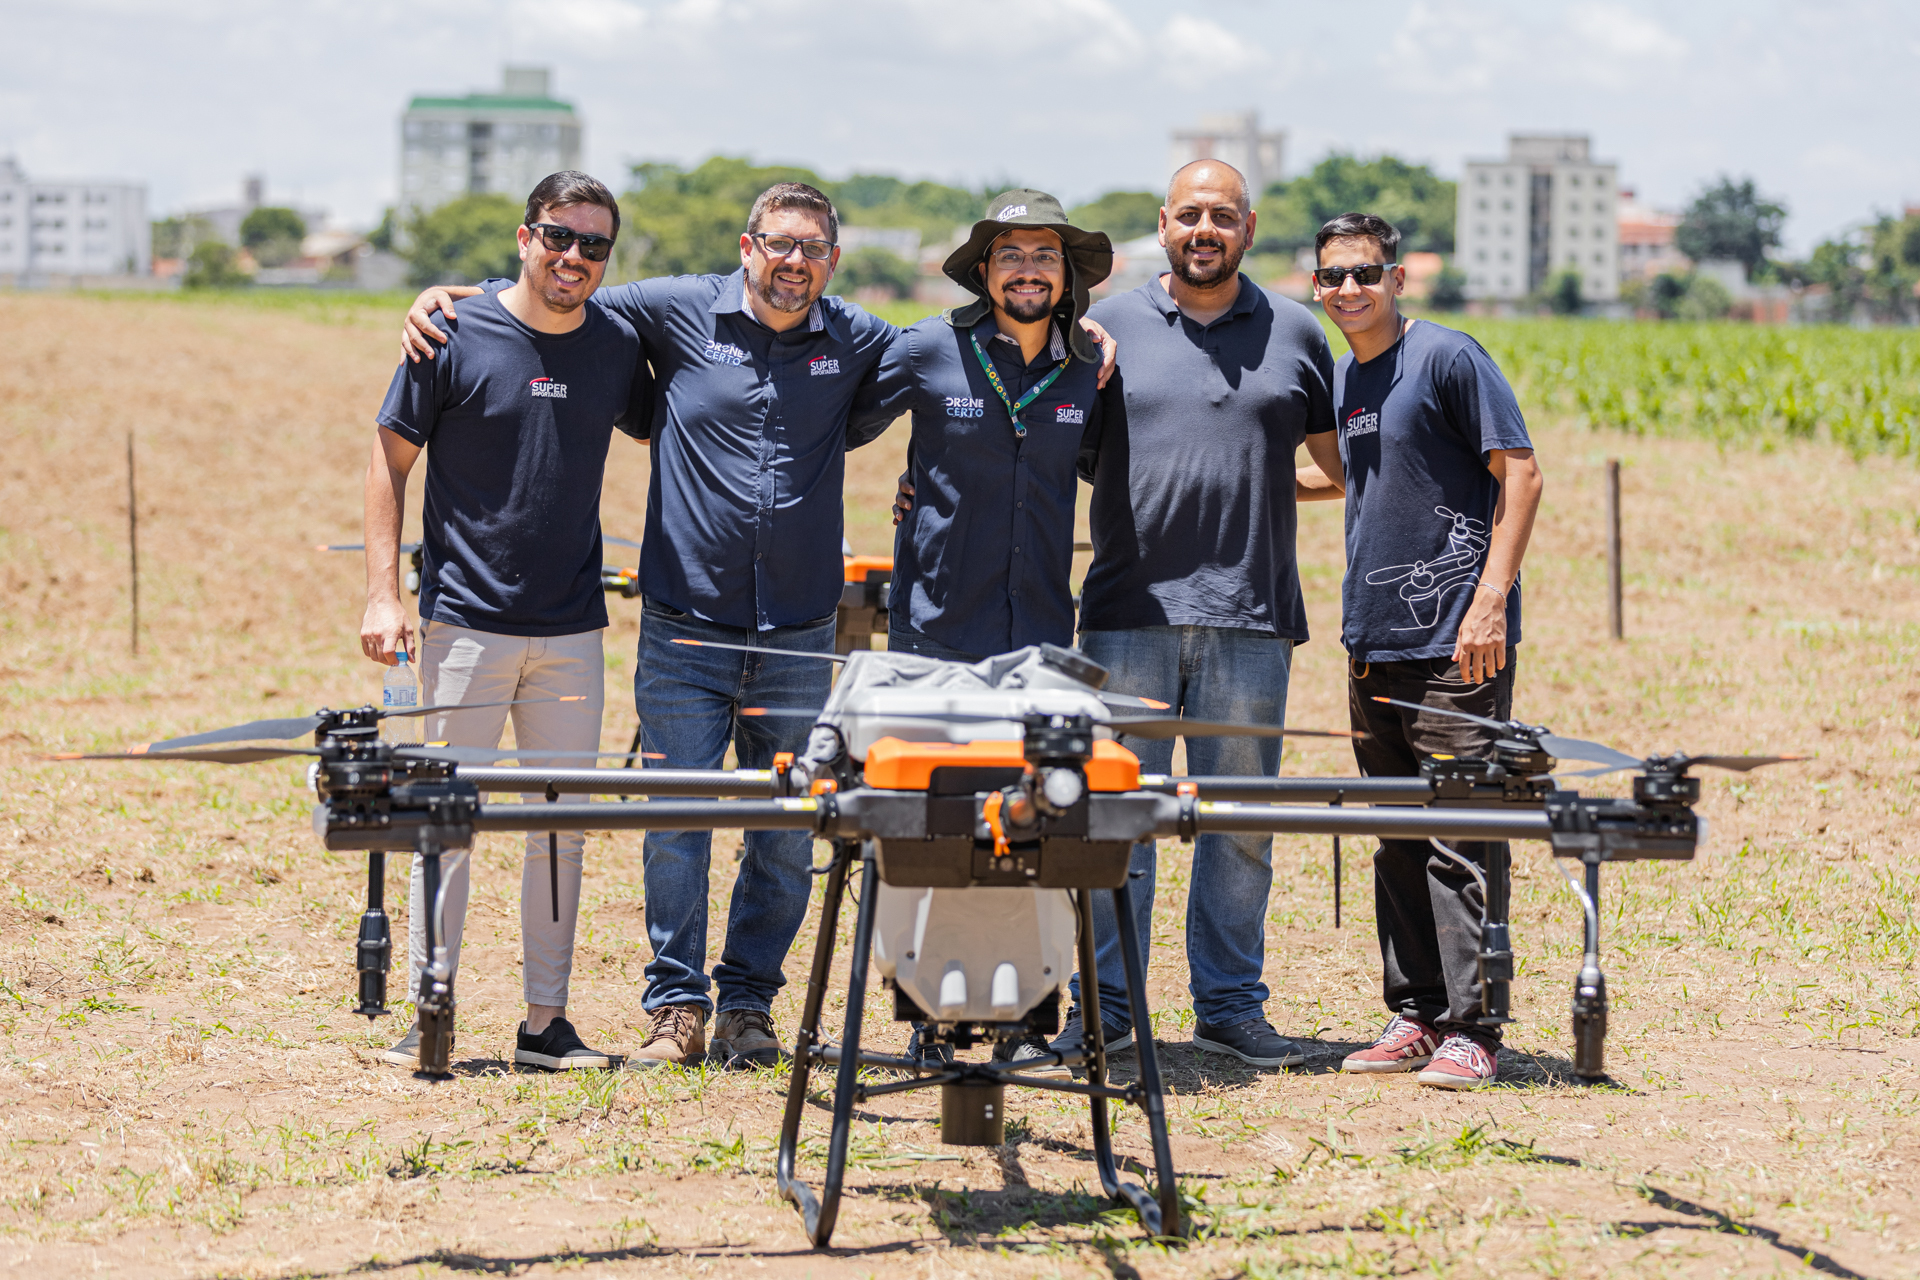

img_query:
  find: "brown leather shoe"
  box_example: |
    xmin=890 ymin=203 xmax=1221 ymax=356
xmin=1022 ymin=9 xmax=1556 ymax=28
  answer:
xmin=713 ymin=1008 xmax=783 ymax=1069
xmin=629 ymin=1004 xmax=706 ymax=1070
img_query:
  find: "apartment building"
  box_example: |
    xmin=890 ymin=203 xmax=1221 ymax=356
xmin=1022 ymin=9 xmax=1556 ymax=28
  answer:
xmin=1168 ymin=110 xmax=1286 ymax=199
xmin=398 ymin=66 xmax=582 ymax=239
xmin=0 ymin=156 xmax=150 ymax=279
xmin=1456 ymin=134 xmax=1618 ymax=303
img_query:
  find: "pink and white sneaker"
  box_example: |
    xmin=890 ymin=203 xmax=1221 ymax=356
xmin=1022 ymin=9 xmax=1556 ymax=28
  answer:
xmin=1340 ymin=1014 xmax=1440 ymax=1074
xmin=1416 ymin=1034 xmax=1499 ymax=1090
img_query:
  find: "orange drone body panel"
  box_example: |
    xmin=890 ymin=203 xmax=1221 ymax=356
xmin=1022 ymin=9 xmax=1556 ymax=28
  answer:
xmin=843 ymin=555 xmax=894 ymax=583
xmin=862 ymin=736 xmax=1140 ymax=792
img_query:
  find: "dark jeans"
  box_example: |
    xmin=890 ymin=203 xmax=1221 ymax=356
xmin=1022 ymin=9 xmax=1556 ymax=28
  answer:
xmin=636 ymin=600 xmax=836 ymax=1016
xmin=1348 ymin=650 xmax=1517 ymax=1042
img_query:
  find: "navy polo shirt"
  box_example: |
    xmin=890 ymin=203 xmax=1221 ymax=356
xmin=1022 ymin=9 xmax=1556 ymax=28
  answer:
xmin=855 ymin=316 xmax=1106 ymax=656
xmin=1077 ymin=275 xmax=1336 ymax=639
xmin=376 ymin=290 xmax=650 ymax=636
xmin=480 ymin=270 xmax=899 ymax=630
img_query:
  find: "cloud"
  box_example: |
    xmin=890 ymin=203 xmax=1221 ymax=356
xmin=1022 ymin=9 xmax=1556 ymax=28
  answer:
xmin=1159 ymin=14 xmax=1267 ymax=85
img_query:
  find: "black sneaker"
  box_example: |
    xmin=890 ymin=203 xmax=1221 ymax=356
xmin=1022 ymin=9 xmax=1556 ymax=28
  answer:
xmin=379 ymin=1021 xmax=456 ymax=1068
xmin=1191 ymin=1015 xmax=1305 ymax=1068
xmin=1048 ymin=1008 xmax=1135 ymax=1065
xmin=904 ymin=1022 xmax=956 ymax=1071
xmin=992 ymin=1033 xmax=1071 ymax=1079
xmin=515 ymin=1017 xmax=614 ymax=1071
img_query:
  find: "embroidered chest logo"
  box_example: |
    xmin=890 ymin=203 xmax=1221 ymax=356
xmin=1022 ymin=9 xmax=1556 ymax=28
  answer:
xmin=1055 ymin=404 xmax=1084 ymax=425
xmin=1345 ymin=408 xmax=1380 ymax=437
xmin=529 ymin=377 xmax=568 ymax=399
xmin=704 ymin=339 xmax=748 ymax=366
xmin=944 ymin=395 xmax=986 ymax=420
xmin=810 ymin=357 xmax=840 ymax=376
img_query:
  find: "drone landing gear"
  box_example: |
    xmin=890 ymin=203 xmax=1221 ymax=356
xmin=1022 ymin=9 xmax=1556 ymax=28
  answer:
xmin=412 ymin=838 xmax=458 ymax=1077
xmin=354 ymin=850 xmax=392 ymax=1018
xmin=1568 ymin=854 xmax=1609 ymax=1081
xmin=776 ymin=841 xmax=1178 ymax=1249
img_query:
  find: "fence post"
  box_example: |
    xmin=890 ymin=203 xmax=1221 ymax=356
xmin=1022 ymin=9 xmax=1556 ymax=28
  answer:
xmin=128 ymin=431 xmax=140 ymax=657
xmin=1605 ymin=458 xmax=1622 ymax=641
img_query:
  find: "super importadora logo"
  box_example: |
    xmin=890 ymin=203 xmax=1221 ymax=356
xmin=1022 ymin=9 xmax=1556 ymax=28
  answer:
xmin=529 ymin=377 xmax=568 ymax=399
xmin=999 ymin=204 xmax=1028 ymax=219
xmin=810 ymin=357 xmax=840 ymax=376
xmin=944 ymin=395 xmax=986 ymax=419
xmin=1345 ymin=407 xmax=1379 ymax=437
xmin=1055 ymin=404 xmax=1084 ymax=425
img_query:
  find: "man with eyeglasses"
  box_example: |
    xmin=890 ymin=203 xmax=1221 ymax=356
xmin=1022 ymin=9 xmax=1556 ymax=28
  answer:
xmin=362 ymin=171 xmax=651 ymax=1073
xmin=1312 ymin=211 xmax=1543 ymax=1090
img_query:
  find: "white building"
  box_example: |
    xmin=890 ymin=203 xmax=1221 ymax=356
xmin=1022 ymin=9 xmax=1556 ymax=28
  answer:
xmin=0 ymin=157 xmax=150 ymax=279
xmin=399 ymin=66 xmax=583 ymax=238
xmin=1457 ymin=134 xmax=1618 ymax=303
xmin=1169 ymin=110 xmax=1285 ymax=199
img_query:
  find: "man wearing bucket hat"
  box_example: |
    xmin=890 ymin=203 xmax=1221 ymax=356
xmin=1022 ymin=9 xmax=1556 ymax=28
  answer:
xmin=859 ymin=189 xmax=1116 ymax=665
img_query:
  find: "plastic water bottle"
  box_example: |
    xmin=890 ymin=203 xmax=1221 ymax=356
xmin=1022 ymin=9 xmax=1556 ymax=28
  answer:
xmin=383 ymin=650 xmax=421 ymax=743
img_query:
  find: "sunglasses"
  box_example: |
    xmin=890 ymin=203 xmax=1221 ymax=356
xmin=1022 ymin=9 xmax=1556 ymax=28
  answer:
xmin=751 ymin=232 xmax=836 ymax=261
xmin=1313 ymin=262 xmax=1397 ymax=289
xmin=527 ymin=222 xmax=615 ymax=262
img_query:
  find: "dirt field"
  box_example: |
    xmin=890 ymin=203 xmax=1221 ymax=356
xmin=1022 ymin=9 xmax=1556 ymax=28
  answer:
xmin=2 ymin=292 xmax=1917 ymax=1278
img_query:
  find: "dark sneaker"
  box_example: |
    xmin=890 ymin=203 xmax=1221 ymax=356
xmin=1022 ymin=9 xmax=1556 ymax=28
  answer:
xmin=712 ymin=1008 xmax=783 ymax=1069
xmin=1341 ymin=1014 xmax=1440 ymax=1074
xmin=514 ymin=1017 xmax=614 ymax=1071
xmin=1192 ymin=1015 xmax=1306 ymax=1068
xmin=379 ymin=1022 xmax=454 ymax=1068
xmin=1416 ymin=1034 xmax=1499 ymax=1090
xmin=1048 ymin=1008 xmax=1134 ymax=1065
xmin=993 ymin=1033 xmax=1071 ymax=1079
xmin=904 ymin=1022 xmax=956 ymax=1071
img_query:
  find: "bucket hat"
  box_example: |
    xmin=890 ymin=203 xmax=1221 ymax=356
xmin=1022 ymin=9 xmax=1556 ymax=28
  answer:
xmin=942 ymin=189 xmax=1114 ymax=363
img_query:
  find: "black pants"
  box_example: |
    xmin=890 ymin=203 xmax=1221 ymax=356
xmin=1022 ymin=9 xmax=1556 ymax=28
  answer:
xmin=1347 ymin=651 xmax=1516 ymax=1043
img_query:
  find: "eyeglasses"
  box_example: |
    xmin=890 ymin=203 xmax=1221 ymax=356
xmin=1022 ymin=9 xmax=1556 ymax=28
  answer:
xmin=1313 ymin=263 xmax=1397 ymax=289
xmin=751 ymin=232 xmax=836 ymax=261
xmin=989 ymin=248 xmax=1065 ymax=271
xmin=527 ymin=222 xmax=615 ymax=262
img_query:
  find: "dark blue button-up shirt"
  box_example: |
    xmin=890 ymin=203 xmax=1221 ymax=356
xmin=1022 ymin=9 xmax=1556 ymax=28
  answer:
xmin=485 ymin=270 xmax=899 ymax=630
xmin=854 ymin=315 xmax=1107 ymax=657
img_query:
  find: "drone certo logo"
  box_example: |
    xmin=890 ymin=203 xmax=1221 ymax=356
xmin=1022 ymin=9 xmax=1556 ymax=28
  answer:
xmin=1055 ymin=404 xmax=1084 ymax=425
xmin=999 ymin=205 xmax=1028 ymax=219
xmin=529 ymin=377 xmax=568 ymax=399
xmin=810 ymin=357 xmax=840 ymax=376
xmin=944 ymin=395 xmax=986 ymax=420
xmin=704 ymin=339 xmax=748 ymax=366
xmin=1345 ymin=407 xmax=1380 ymax=437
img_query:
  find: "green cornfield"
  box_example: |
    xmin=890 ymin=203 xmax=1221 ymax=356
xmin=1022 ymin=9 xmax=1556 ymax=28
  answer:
xmin=1432 ymin=319 xmax=1920 ymax=459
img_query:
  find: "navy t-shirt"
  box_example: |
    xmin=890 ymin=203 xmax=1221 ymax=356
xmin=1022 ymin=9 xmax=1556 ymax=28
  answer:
xmin=855 ymin=315 xmax=1107 ymax=657
xmin=1077 ymin=276 xmax=1336 ymax=639
xmin=1335 ymin=319 xmax=1533 ymax=662
xmin=376 ymin=290 xmax=651 ymax=636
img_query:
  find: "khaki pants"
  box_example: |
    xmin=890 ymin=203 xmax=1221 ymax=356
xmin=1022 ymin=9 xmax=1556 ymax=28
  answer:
xmin=405 ymin=620 xmax=605 ymax=1007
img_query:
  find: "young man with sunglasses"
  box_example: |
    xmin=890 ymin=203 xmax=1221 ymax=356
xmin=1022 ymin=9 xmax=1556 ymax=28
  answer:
xmin=362 ymin=171 xmax=651 ymax=1072
xmin=1312 ymin=212 xmax=1543 ymax=1090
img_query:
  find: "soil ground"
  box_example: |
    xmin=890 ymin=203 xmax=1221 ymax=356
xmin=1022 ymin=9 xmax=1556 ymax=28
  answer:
xmin=1 ymin=292 xmax=1917 ymax=1278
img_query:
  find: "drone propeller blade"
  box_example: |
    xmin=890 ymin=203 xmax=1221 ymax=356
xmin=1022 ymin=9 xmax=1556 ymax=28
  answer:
xmin=1099 ymin=692 xmax=1171 ymax=711
xmin=602 ymin=533 xmax=643 ymax=550
xmin=669 ymin=638 xmax=848 ymax=663
xmin=1369 ymin=696 xmax=1511 ymax=733
xmin=740 ymin=706 xmax=1358 ymax=740
xmin=148 ymin=715 xmax=328 ymax=751
xmin=1534 ymin=733 xmax=1644 ymax=772
xmin=51 ymin=746 xmax=322 ymax=764
xmin=384 ymin=695 xmax=587 ymax=720
xmin=1679 ymin=753 xmax=1810 ymax=772
xmin=395 ymin=745 xmax=665 ymax=764
xmin=316 ymin=542 xmax=364 ymax=552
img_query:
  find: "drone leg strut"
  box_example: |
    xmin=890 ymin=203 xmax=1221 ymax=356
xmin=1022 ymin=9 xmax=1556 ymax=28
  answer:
xmin=354 ymin=850 xmax=392 ymax=1018
xmin=414 ymin=837 xmax=456 ymax=1077
xmin=778 ymin=838 xmax=854 ymax=1245
xmin=1571 ymin=855 xmax=1609 ymax=1080
xmin=1075 ymin=887 xmax=1120 ymax=1201
xmin=1110 ymin=877 xmax=1179 ymax=1238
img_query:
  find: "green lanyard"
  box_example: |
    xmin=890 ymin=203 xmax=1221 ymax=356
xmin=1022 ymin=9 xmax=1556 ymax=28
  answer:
xmin=969 ymin=330 xmax=1069 ymax=439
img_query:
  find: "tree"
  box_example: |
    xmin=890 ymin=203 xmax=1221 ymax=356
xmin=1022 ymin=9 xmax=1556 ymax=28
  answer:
xmin=831 ymin=248 xmax=917 ymax=300
xmin=623 ymin=157 xmax=826 ymax=277
xmin=367 ymin=207 xmax=399 ymax=253
xmin=1546 ymin=269 xmax=1585 ymax=316
xmin=183 ymin=240 xmax=250 ymax=289
xmin=240 ymin=206 xmax=307 ymax=268
xmin=404 ymin=194 xmax=524 ymax=287
xmin=1674 ymin=177 xmax=1786 ymax=281
xmin=1428 ymin=264 xmax=1468 ymax=311
xmin=1068 ymin=191 xmax=1162 ymax=242
xmin=828 ymin=173 xmax=984 ymax=237
xmin=1259 ymin=154 xmax=1456 ymax=256
xmin=1673 ymin=275 xmax=1732 ymax=321
xmin=151 ymin=215 xmax=213 ymax=260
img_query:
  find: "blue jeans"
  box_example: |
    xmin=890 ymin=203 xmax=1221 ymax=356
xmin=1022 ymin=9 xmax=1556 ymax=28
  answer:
xmin=636 ymin=600 xmax=836 ymax=1016
xmin=1071 ymin=625 xmax=1294 ymax=1030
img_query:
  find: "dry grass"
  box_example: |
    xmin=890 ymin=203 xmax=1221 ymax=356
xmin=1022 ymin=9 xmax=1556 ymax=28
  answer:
xmin=1 ymin=292 xmax=1918 ymax=1277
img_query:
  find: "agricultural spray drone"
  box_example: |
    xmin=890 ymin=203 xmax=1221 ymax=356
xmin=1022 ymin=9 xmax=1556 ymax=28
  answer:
xmin=317 ymin=532 xmax=647 ymax=599
xmin=58 ymin=642 xmax=1799 ymax=1246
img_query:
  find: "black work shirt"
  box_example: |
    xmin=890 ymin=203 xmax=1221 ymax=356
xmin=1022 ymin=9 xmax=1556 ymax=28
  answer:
xmin=854 ymin=315 xmax=1106 ymax=657
xmin=480 ymin=271 xmax=899 ymax=630
xmin=1077 ymin=275 xmax=1336 ymax=639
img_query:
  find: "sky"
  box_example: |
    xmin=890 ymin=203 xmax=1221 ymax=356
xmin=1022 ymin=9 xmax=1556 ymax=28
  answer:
xmin=3 ymin=0 xmax=1916 ymax=254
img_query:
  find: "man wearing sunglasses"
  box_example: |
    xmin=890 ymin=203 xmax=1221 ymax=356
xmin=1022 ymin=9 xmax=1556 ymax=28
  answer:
xmin=1312 ymin=211 xmax=1543 ymax=1090
xmin=362 ymin=171 xmax=651 ymax=1073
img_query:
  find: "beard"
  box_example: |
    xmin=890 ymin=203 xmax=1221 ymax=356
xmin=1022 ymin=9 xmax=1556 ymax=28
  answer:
xmin=529 ymin=259 xmax=593 ymax=313
xmin=997 ymin=277 xmax=1056 ymax=323
xmin=752 ymin=262 xmax=817 ymax=314
xmin=1167 ymin=234 xmax=1244 ymax=288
